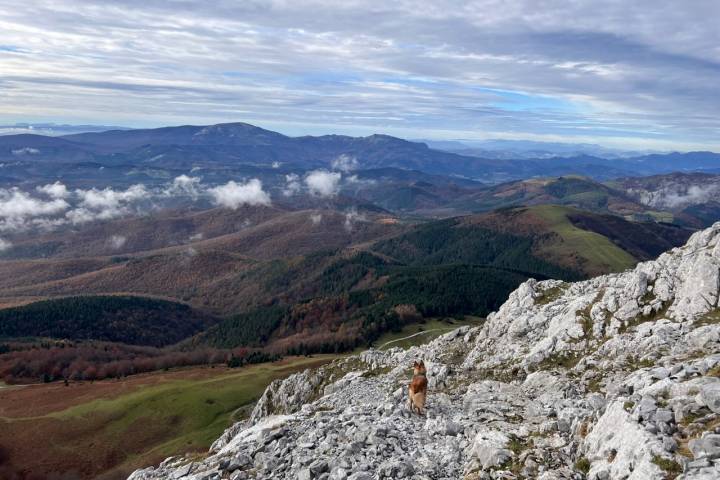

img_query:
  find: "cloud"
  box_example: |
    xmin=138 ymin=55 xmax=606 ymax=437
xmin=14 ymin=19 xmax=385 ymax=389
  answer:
xmin=37 ymin=181 xmax=70 ymax=199
xmin=0 ymin=238 xmax=11 ymax=252
xmin=208 ymin=179 xmax=271 ymax=209
xmin=305 ymin=170 xmax=342 ymax=197
xmin=70 ymin=184 xmax=149 ymax=224
xmin=164 ymin=175 xmax=202 ymax=199
xmin=0 ymin=177 xmax=276 ymax=233
xmin=636 ymin=183 xmax=720 ymax=209
xmin=0 ymin=188 xmax=69 ymax=231
xmin=331 ymin=154 xmax=358 ymax=173
xmin=0 ymin=1 xmax=718 ymax=150
xmin=282 ymin=173 xmax=302 ymax=197
xmin=343 ymin=208 xmax=367 ymax=232
xmin=12 ymin=147 xmax=39 ymax=155
xmin=309 ymin=213 xmax=322 ymax=225
xmin=76 ymin=184 xmax=148 ymax=211
xmin=108 ymin=234 xmax=126 ymax=250
xmin=664 ymin=185 xmax=720 ymax=208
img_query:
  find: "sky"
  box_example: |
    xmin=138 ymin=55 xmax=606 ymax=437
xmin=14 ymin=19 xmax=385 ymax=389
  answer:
xmin=0 ymin=0 xmax=719 ymax=151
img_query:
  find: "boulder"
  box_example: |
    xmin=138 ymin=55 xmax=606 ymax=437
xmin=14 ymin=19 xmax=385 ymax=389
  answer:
xmin=689 ymin=434 xmax=720 ymax=460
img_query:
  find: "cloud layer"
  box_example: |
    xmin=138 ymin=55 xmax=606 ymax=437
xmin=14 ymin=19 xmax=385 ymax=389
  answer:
xmin=0 ymin=1 xmax=718 ymax=150
xmin=0 ymin=176 xmax=272 ymax=234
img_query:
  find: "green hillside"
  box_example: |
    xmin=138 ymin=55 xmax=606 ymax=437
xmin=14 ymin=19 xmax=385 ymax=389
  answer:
xmin=531 ymin=205 xmax=637 ymax=273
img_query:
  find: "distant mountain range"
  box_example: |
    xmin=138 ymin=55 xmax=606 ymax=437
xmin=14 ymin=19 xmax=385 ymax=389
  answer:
xmin=1 ymin=122 xmax=720 ymax=187
xmin=418 ymin=138 xmax=662 ymax=160
xmin=0 ymin=123 xmax=131 ymax=137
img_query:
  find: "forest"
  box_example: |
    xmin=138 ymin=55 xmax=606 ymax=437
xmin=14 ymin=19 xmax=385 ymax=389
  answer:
xmin=0 ymin=224 xmax=581 ymax=383
xmin=0 ymin=340 xmax=277 ymax=384
xmin=0 ymin=296 xmax=217 ymax=347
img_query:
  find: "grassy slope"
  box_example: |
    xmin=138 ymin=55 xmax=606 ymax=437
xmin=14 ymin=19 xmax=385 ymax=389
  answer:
xmin=0 ymin=356 xmax=336 ymax=480
xmin=368 ymin=317 xmax=483 ymax=351
xmin=531 ymin=205 xmax=637 ymax=273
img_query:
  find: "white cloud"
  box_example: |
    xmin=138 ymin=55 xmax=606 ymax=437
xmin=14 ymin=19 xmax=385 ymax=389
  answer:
xmin=76 ymin=184 xmax=148 ymax=210
xmin=331 ymin=154 xmax=359 ymax=173
xmin=37 ymin=181 xmax=70 ymax=199
xmin=0 ymin=177 xmax=270 ymax=232
xmin=0 ymin=238 xmax=11 ymax=252
xmin=305 ymin=170 xmax=342 ymax=197
xmin=344 ymin=208 xmax=367 ymax=232
xmin=282 ymin=173 xmax=302 ymax=197
xmin=0 ymin=1 xmax=717 ymax=150
xmin=345 ymin=174 xmax=376 ymax=186
xmin=108 ymin=234 xmax=126 ymax=250
xmin=0 ymin=189 xmax=69 ymax=218
xmin=638 ymin=183 xmax=720 ymax=209
xmin=164 ymin=175 xmax=202 ymax=199
xmin=69 ymin=184 xmax=149 ymax=224
xmin=208 ymin=179 xmax=271 ymax=209
xmin=11 ymin=147 xmax=39 ymax=155
xmin=272 ymin=161 xmax=281 ymax=169
xmin=0 ymin=188 xmax=70 ymax=231
xmin=309 ymin=213 xmax=322 ymax=225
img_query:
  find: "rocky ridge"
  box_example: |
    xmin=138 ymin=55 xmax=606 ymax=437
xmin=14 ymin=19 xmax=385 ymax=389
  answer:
xmin=129 ymin=224 xmax=720 ymax=480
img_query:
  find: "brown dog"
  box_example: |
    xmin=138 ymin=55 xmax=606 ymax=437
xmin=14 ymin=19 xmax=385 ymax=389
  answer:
xmin=408 ymin=360 xmax=428 ymax=415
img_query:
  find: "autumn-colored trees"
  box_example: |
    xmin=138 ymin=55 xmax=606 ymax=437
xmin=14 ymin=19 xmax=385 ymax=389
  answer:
xmin=0 ymin=341 xmax=276 ymax=384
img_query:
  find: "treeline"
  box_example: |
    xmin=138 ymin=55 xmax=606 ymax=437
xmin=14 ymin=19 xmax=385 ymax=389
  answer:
xmin=0 ymin=296 xmax=217 ymax=347
xmin=201 ymin=305 xmax=288 ymax=349
xmin=0 ymin=341 xmax=277 ymax=384
xmin=199 ymin=260 xmax=530 ymax=355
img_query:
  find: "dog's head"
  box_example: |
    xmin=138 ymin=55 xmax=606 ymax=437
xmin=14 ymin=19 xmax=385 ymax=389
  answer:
xmin=412 ymin=360 xmax=426 ymax=376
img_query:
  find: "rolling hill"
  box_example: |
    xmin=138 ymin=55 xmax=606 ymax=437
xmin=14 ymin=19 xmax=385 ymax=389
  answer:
xmin=188 ymin=205 xmax=691 ymax=353
xmin=459 ymin=176 xmax=658 ymax=217
xmin=0 ymin=201 xmax=693 ymax=356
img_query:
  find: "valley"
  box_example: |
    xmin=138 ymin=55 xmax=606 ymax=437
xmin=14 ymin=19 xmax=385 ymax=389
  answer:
xmin=0 ymin=356 xmax=337 ymax=480
xmin=0 ymin=317 xmax=480 ymax=480
xmin=0 ymin=122 xmax=717 ymax=480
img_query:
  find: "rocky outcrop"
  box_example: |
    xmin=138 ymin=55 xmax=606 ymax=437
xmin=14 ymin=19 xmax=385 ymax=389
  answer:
xmin=129 ymin=224 xmax=720 ymax=480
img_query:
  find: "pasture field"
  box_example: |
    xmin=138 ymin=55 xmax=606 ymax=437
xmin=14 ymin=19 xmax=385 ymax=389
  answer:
xmin=0 ymin=355 xmax=336 ymax=480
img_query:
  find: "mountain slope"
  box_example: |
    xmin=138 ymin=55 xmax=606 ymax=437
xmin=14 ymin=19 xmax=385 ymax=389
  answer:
xmin=188 ymin=206 xmax=691 ymax=353
xmin=131 ymin=222 xmax=720 ymax=480
xmin=376 ymin=205 xmax=691 ymax=276
xmin=0 ymin=205 xmax=692 ymax=354
xmin=0 ymin=295 xmax=217 ymax=346
xmin=460 ymin=176 xmax=658 ymax=217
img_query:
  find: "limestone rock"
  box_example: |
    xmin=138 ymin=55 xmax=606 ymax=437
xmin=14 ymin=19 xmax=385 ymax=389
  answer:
xmin=128 ymin=222 xmax=720 ymax=480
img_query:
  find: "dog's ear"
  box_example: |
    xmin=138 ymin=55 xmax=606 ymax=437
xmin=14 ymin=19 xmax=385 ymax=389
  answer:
xmin=413 ymin=360 xmax=418 ymax=367
xmin=419 ymin=360 xmax=425 ymax=367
